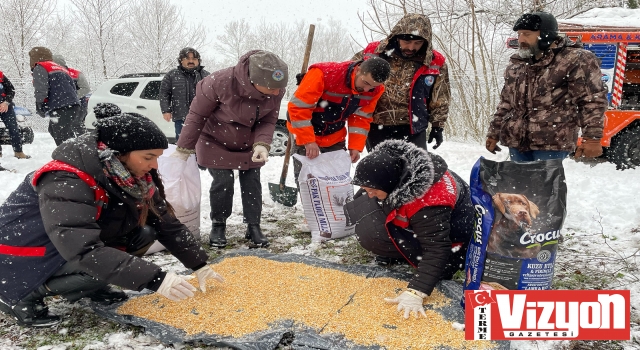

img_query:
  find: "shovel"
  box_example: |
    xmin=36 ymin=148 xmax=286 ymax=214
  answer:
xmin=269 ymin=24 xmax=315 ymax=207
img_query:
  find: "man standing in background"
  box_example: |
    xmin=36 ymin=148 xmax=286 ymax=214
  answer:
xmin=0 ymin=70 xmax=30 ymax=159
xmin=53 ymin=55 xmax=91 ymax=123
xmin=353 ymin=13 xmax=451 ymax=151
xmin=160 ymin=48 xmax=210 ymax=141
xmin=29 ymin=47 xmax=81 ymax=146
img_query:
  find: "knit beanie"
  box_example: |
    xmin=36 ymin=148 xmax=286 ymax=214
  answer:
xmin=352 ymin=151 xmax=405 ymax=194
xmin=93 ymin=103 xmax=168 ymax=153
xmin=248 ymin=51 xmax=289 ymax=89
xmin=29 ymin=47 xmax=53 ymax=69
xmin=513 ymin=12 xmax=558 ymax=50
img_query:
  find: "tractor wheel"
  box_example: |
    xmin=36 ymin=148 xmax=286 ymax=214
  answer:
xmin=608 ymin=126 xmax=640 ymax=170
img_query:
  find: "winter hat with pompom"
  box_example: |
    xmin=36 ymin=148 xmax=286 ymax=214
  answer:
xmin=352 ymin=151 xmax=406 ymax=194
xmin=93 ymin=103 xmax=168 ymax=153
xmin=248 ymin=51 xmax=289 ymax=89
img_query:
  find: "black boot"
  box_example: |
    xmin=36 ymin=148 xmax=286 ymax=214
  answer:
xmin=88 ymin=285 xmax=128 ymax=305
xmin=245 ymin=224 xmax=269 ymax=247
xmin=209 ymin=223 xmax=227 ymax=248
xmin=0 ymin=286 xmax=61 ymax=327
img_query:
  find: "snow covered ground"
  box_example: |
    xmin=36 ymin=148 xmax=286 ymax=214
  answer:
xmin=0 ymin=132 xmax=638 ymax=349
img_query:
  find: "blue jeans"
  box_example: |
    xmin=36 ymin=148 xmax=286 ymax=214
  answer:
xmin=174 ymin=119 xmax=184 ymax=140
xmin=509 ymin=148 xmax=569 ymax=162
xmin=0 ymin=104 xmax=23 ymax=152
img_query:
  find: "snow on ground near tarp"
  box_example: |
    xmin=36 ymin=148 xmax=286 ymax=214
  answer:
xmin=1 ymin=133 xmax=638 ymax=350
xmin=558 ymin=7 xmax=640 ymax=28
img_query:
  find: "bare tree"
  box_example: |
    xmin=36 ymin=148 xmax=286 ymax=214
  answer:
xmin=215 ymin=19 xmax=252 ymax=64
xmin=126 ymin=0 xmax=208 ymax=73
xmin=70 ymin=0 xmax=129 ymax=78
xmin=0 ymin=0 xmax=56 ymax=78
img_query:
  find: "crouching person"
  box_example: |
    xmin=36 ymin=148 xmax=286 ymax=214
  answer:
xmin=0 ymin=105 xmax=223 ymax=327
xmin=345 ymin=140 xmax=473 ymax=319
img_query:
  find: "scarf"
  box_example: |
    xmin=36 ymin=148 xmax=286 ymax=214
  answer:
xmin=97 ymin=141 xmax=156 ymax=202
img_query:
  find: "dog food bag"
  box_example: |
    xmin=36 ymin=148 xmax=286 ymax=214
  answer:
xmin=294 ymin=150 xmax=354 ymax=242
xmin=462 ymin=157 xmax=567 ymax=297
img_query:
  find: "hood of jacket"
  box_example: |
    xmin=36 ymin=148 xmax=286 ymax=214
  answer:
xmin=374 ymin=13 xmax=435 ymax=66
xmin=373 ymin=140 xmax=448 ymax=208
xmin=50 ymin=132 xmax=110 ymax=185
xmin=233 ymin=50 xmax=272 ymax=101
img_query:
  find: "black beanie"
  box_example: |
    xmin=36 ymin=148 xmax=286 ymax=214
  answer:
xmin=93 ymin=103 xmax=168 ymax=153
xmin=513 ymin=12 xmax=558 ymax=50
xmin=352 ymin=151 xmax=405 ymax=194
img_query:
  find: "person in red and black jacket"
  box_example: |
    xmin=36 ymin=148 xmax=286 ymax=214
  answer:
xmin=0 ymin=70 xmax=30 ymax=159
xmin=28 ymin=47 xmax=82 ymax=146
xmin=345 ymin=140 xmax=473 ymax=319
xmin=0 ymin=104 xmax=223 ymax=327
xmin=287 ymin=57 xmax=390 ymax=180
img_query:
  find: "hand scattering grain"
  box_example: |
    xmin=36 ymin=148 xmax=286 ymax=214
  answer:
xmin=117 ymin=256 xmax=496 ymax=349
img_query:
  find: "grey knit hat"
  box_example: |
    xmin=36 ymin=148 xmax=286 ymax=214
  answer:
xmin=248 ymin=51 xmax=289 ymax=89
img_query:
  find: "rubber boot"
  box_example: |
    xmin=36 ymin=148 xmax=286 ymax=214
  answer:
xmin=0 ymin=286 xmax=61 ymax=327
xmin=209 ymin=222 xmax=227 ymax=248
xmin=245 ymin=224 xmax=269 ymax=247
xmin=14 ymin=152 xmax=31 ymax=159
xmin=87 ymin=285 xmax=128 ymax=305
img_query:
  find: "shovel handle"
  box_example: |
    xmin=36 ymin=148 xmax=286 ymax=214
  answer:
xmin=279 ymin=24 xmax=315 ymax=189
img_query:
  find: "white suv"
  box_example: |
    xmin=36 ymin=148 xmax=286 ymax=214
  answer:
xmin=85 ymin=73 xmax=290 ymax=156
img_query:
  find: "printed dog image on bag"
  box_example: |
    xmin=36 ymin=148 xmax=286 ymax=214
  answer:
xmin=461 ymin=158 xmax=567 ymax=299
xmin=488 ymin=193 xmax=540 ymax=259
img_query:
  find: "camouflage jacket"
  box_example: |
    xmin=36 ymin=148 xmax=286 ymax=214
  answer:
xmin=353 ymin=13 xmax=451 ymax=129
xmin=487 ymin=38 xmax=607 ymax=152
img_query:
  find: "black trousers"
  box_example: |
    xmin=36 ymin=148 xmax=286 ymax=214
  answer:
xmin=366 ymin=124 xmax=426 ymax=152
xmin=0 ymin=104 xmax=23 ymax=152
xmin=291 ymin=141 xmax=346 ymax=182
xmin=48 ymin=104 xmax=84 ymax=146
xmin=208 ymin=167 xmax=262 ymax=224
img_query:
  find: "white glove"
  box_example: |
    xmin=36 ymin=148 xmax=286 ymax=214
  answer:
xmin=156 ymin=272 xmax=197 ymax=301
xmin=169 ymin=149 xmax=191 ymax=161
xmin=195 ymin=265 xmax=225 ymax=293
xmin=251 ymin=145 xmax=269 ymax=163
xmin=384 ymin=290 xmax=427 ymax=319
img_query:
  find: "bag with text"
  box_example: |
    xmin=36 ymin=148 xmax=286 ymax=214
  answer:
xmin=462 ymin=158 xmax=566 ymax=300
xmin=294 ymin=150 xmax=354 ymax=242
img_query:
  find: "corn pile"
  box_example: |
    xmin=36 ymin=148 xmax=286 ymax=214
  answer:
xmin=118 ymin=256 xmax=496 ymax=350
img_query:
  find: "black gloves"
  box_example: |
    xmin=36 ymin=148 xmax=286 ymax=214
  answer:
xmin=428 ymin=127 xmax=444 ymax=149
xmin=35 ymin=102 xmax=48 ymax=118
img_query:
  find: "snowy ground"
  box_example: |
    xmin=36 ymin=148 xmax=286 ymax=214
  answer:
xmin=0 ymin=132 xmax=638 ymax=350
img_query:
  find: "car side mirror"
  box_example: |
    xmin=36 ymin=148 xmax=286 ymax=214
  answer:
xmin=507 ymin=38 xmax=519 ymax=49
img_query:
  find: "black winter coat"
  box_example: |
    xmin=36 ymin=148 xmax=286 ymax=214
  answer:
xmin=346 ymin=141 xmax=474 ymax=295
xmin=0 ymin=132 xmax=208 ymax=304
xmin=159 ymin=66 xmax=210 ymax=122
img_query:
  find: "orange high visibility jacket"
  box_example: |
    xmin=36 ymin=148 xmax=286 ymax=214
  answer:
xmin=287 ymin=61 xmax=384 ymax=151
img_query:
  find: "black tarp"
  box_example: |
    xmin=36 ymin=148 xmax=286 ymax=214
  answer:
xmin=91 ymin=250 xmax=509 ymax=350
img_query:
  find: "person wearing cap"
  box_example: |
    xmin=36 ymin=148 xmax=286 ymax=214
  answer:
xmin=172 ymin=50 xmax=288 ymax=249
xmin=159 ymin=48 xmax=210 ymax=140
xmin=52 ymin=54 xmax=91 ymax=123
xmin=0 ymin=70 xmax=30 ymax=159
xmin=28 ymin=46 xmax=82 ymax=146
xmin=345 ymin=139 xmax=474 ymax=319
xmin=486 ymin=11 xmax=607 ymax=161
xmin=352 ymin=13 xmax=451 ymax=151
xmin=0 ymin=103 xmax=223 ymax=327
xmin=288 ymin=56 xmax=390 ymax=182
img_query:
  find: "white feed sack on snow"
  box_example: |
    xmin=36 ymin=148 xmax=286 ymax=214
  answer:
xmin=294 ymin=151 xmax=354 ymax=242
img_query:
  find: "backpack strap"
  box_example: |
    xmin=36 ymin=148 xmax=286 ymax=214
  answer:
xmin=32 ymin=160 xmax=108 ymax=220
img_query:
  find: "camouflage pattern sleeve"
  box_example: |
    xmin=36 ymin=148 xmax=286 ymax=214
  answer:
xmin=429 ymin=61 xmax=451 ymax=128
xmin=487 ymin=72 xmax=512 ymax=140
xmin=351 ymin=50 xmax=364 ymax=61
xmin=570 ymin=51 xmax=607 ymax=139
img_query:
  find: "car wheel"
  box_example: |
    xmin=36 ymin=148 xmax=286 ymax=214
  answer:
xmin=608 ymin=126 xmax=640 ymax=170
xmin=270 ymin=124 xmax=289 ymax=157
xmin=21 ymin=127 xmax=35 ymax=145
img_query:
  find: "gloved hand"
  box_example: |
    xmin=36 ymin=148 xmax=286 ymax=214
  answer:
xmin=574 ymin=138 xmax=603 ymax=159
xmin=428 ymin=127 xmax=444 ymax=149
xmin=195 ymin=265 xmax=225 ymax=293
xmin=251 ymin=145 xmax=269 ymax=162
xmin=485 ymin=138 xmax=502 ymax=154
xmin=170 ymin=149 xmax=191 ymax=161
xmin=156 ymin=272 xmax=197 ymax=301
xmin=384 ymin=290 xmax=427 ymax=319
xmin=36 ymin=102 xmax=48 ymax=118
